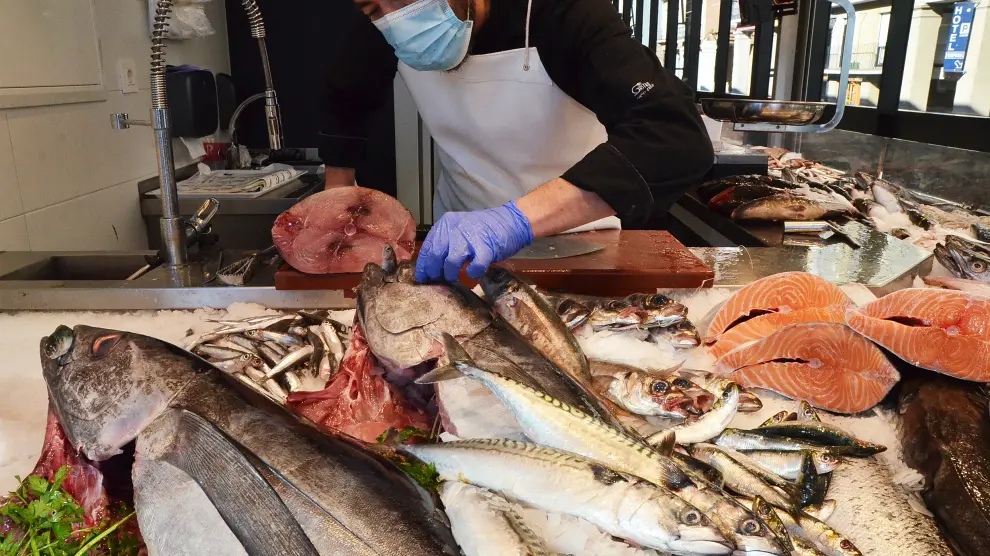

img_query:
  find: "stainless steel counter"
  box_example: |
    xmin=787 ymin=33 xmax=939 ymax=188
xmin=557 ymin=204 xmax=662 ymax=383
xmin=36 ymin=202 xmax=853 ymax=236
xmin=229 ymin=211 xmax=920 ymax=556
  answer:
xmin=0 ymin=239 xmax=932 ymax=310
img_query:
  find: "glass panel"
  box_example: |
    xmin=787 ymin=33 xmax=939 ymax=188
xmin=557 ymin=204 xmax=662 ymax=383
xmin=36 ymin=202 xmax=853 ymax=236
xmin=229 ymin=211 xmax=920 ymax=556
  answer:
xmin=730 ymin=2 xmax=753 ymax=95
xmin=899 ymin=1 xmax=989 ymax=116
xmin=821 ymin=3 xmax=888 ymax=107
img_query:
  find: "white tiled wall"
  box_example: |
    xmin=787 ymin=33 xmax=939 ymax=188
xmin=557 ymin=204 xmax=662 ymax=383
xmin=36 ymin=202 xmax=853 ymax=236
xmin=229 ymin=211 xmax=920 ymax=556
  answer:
xmin=0 ymin=0 xmax=230 ymax=251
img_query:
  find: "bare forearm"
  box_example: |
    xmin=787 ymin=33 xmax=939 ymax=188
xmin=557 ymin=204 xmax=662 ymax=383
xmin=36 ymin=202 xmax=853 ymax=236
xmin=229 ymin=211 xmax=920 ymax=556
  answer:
xmin=324 ymin=166 xmax=356 ymax=189
xmin=514 ymin=178 xmax=615 ymax=237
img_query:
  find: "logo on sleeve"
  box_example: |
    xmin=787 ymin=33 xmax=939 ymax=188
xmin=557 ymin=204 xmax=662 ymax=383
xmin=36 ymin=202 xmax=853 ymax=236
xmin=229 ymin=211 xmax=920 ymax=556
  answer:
xmin=631 ymin=82 xmax=654 ymax=99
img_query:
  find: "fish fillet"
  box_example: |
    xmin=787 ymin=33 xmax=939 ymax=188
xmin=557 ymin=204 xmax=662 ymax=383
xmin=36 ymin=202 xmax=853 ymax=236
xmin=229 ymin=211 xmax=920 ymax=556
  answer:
xmin=704 ymin=272 xmax=851 ymax=342
xmin=846 ymin=288 xmax=990 ymax=381
xmin=708 ymin=307 xmax=847 ymax=360
xmin=272 ymin=187 xmax=416 ymax=274
xmin=713 ymin=322 xmax=899 ymax=413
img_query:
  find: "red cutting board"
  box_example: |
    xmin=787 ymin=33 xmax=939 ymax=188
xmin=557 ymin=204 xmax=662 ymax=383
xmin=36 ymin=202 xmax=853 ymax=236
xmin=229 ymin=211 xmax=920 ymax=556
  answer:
xmin=273 ymin=230 xmax=713 ymax=296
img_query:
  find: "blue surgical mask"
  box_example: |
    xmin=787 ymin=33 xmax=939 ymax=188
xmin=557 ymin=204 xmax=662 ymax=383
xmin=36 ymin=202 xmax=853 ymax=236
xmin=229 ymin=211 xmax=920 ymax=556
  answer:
xmin=374 ymin=0 xmax=473 ymax=71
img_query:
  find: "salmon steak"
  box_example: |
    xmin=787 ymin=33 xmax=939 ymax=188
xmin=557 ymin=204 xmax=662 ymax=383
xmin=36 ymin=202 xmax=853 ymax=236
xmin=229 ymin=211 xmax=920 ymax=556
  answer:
xmin=846 ymin=288 xmax=990 ymax=381
xmin=708 ymin=306 xmax=847 ymax=360
xmin=702 ymin=272 xmax=852 ymax=343
xmin=714 ymin=322 xmax=900 ymax=413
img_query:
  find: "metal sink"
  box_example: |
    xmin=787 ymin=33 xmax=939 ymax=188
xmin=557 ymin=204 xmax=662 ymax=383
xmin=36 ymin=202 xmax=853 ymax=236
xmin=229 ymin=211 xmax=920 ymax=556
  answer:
xmin=0 ymin=252 xmax=153 ymax=282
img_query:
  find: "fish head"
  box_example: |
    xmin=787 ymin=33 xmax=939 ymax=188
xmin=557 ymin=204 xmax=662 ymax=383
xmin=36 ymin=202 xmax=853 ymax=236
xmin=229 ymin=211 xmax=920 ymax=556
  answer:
xmin=642 ymin=377 xmax=694 ymax=418
xmin=631 ymin=490 xmax=730 ymax=555
xmin=555 ymin=299 xmax=591 ymax=329
xmin=41 ymin=325 xmax=204 ymax=461
xmin=814 ymin=451 xmax=841 ymax=473
xmin=478 ymin=267 xmax=522 ymax=303
xmin=710 ymin=495 xmax=786 ymax=556
xmin=381 ymin=244 xmax=398 ymax=274
xmin=940 ymin=235 xmax=990 ymax=283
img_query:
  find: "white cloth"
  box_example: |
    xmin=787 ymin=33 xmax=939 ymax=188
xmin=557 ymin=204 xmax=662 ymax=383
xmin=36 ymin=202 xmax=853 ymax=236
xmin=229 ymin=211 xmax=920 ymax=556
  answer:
xmin=397 ymin=47 xmax=621 ymax=233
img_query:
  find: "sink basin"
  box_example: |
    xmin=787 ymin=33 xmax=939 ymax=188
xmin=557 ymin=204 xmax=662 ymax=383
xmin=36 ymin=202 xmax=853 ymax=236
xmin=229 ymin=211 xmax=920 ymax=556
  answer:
xmin=0 ymin=254 xmax=150 ymax=281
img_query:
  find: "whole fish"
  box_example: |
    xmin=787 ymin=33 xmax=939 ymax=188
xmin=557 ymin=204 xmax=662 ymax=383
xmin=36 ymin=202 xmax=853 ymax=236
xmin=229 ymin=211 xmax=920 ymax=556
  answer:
xmin=731 ymin=194 xmax=855 ymax=222
xmin=40 ymin=324 xmax=458 ymax=555
xmin=420 ymin=335 xmax=785 ymax=555
xmin=439 ymin=482 xmax=556 ymax=556
xmin=591 ymin=368 xmax=694 ymax=419
xmin=934 ymin=234 xmax=990 ymax=283
xmin=624 ymin=293 xmax=688 ymax=328
xmin=647 ymin=379 xmax=740 ymax=444
xmin=540 ymin=294 xmax=591 ymax=329
xmin=404 ymin=439 xmax=730 ymax=554
xmin=697 ymin=175 xmax=801 ymax=204
xmin=707 ymin=184 xmax=792 ymax=216
xmin=754 ymin=422 xmax=886 ymax=457
xmin=714 ymin=429 xmax=863 ymax=456
xmin=899 ymin=374 xmax=990 ymax=556
xmin=775 ymin=509 xmax=861 ymax=556
xmin=689 ymin=445 xmax=798 ymax=511
xmin=736 ymin=450 xmax=840 ymax=481
xmin=357 ymin=256 xmax=609 ymax=421
xmin=650 ymin=321 xmax=702 ymax=349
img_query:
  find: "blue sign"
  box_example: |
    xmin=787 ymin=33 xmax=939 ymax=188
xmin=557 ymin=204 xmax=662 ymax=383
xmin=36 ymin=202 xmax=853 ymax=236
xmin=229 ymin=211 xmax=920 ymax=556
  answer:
xmin=945 ymin=2 xmax=976 ymax=73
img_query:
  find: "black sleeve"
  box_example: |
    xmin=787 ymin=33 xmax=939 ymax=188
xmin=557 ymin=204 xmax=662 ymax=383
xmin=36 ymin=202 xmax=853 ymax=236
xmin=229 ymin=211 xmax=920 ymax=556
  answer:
xmin=535 ymin=0 xmax=715 ymax=225
xmin=319 ymin=6 xmax=399 ymax=168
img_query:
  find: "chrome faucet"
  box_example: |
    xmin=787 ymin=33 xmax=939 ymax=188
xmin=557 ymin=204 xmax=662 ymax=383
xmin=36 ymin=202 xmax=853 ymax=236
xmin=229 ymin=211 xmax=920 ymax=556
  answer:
xmin=112 ymin=0 xmax=282 ymax=268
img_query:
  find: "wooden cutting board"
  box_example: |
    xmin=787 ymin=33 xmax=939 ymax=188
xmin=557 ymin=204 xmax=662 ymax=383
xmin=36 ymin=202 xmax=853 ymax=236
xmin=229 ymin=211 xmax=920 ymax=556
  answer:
xmin=274 ymin=230 xmax=714 ymax=296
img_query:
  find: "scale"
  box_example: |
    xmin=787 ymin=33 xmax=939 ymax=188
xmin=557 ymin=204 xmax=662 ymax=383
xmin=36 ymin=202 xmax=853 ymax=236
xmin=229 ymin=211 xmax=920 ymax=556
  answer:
xmin=701 ymin=0 xmax=856 ymax=133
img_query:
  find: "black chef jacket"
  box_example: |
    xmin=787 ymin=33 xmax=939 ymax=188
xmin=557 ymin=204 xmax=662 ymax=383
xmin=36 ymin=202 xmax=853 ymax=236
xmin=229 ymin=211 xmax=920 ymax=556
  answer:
xmin=319 ymin=0 xmax=715 ymax=226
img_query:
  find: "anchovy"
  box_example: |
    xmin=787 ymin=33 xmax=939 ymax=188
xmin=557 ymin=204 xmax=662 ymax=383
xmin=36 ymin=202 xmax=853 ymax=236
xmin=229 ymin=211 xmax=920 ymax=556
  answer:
xmin=266 ymin=346 xmax=315 ymax=379
xmin=244 ymin=329 xmax=306 ymax=347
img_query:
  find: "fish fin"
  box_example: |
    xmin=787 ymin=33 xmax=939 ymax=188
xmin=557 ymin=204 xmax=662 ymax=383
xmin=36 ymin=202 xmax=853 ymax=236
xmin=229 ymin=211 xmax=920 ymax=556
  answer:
xmin=652 ymin=430 xmax=677 ymax=456
xmin=440 ymin=332 xmax=475 ymax=365
xmin=141 ymin=408 xmax=319 ymax=556
xmin=415 ymin=365 xmax=464 ymax=384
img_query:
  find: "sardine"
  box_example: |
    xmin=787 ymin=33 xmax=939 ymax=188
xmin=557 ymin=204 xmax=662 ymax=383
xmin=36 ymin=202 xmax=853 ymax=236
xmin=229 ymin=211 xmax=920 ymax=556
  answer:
xmin=689 ymin=444 xmax=797 ymax=511
xmin=39 ymin=324 xmax=459 ymax=555
xmin=750 ymin=496 xmax=797 ymax=555
xmin=776 ymin=509 xmax=861 ymax=556
xmin=754 ymin=422 xmax=886 ymax=457
xmin=648 ymin=379 xmax=740 ymax=444
xmin=714 ymin=429 xmax=850 ymax=455
xmin=406 ymin=439 xmax=729 ymax=554
xmin=736 ymin=450 xmax=840 ymax=480
xmin=798 ymin=401 xmax=821 ymax=422
xmin=439 ymin=482 xmax=556 ymax=556
xmin=758 ymin=411 xmax=793 ymax=428
xmin=266 ymin=345 xmax=314 ymax=379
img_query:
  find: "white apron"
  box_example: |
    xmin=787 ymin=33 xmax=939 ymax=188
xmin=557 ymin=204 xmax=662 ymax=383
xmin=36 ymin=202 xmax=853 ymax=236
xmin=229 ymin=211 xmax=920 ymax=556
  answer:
xmin=397 ymin=46 xmax=622 ymax=232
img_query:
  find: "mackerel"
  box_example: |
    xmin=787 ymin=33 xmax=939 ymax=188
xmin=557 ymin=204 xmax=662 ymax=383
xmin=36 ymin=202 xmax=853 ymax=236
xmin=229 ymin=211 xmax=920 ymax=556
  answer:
xmin=402 ymin=439 xmax=730 ymax=555
xmin=420 ymin=334 xmax=785 ymax=556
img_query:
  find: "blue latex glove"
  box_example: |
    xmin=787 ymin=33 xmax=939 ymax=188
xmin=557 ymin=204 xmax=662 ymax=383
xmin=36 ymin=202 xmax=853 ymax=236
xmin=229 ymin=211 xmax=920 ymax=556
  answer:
xmin=416 ymin=200 xmax=534 ymax=282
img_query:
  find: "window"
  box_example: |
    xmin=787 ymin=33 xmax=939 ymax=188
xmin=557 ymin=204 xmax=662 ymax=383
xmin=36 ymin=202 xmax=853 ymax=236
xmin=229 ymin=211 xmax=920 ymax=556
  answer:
xmin=876 ymin=13 xmax=889 ymax=66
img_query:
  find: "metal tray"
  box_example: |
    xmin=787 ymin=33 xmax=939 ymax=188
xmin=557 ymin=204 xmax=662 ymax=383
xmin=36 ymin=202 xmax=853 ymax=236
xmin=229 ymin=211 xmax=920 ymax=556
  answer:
xmin=701 ymin=99 xmax=829 ymax=125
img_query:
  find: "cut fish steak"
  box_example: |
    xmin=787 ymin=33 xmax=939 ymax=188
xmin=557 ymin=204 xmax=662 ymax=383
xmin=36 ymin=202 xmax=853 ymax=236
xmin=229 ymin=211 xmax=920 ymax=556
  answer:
xmin=702 ymin=272 xmax=851 ymax=343
xmin=272 ymin=186 xmax=416 ymax=274
xmin=708 ymin=307 xmax=847 ymax=360
xmin=713 ymin=322 xmax=899 ymax=414
xmin=846 ymin=288 xmax=990 ymax=381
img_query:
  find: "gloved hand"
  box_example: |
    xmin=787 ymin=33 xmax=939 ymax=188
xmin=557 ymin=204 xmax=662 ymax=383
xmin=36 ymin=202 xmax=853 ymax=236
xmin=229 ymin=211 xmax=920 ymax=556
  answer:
xmin=415 ymin=200 xmax=534 ymax=282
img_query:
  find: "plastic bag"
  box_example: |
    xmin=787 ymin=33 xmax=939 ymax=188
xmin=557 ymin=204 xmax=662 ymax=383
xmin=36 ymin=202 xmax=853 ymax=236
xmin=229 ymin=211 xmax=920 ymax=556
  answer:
xmin=149 ymin=0 xmax=216 ymax=40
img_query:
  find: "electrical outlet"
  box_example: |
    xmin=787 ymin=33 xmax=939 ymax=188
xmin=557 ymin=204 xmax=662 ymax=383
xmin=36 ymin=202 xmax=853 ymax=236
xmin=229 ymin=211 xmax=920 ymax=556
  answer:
xmin=117 ymin=59 xmax=139 ymax=94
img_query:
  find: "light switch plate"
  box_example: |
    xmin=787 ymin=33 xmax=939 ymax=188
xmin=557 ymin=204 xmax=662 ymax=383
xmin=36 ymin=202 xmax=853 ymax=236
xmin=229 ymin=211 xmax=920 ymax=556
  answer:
xmin=117 ymin=59 xmax=139 ymax=94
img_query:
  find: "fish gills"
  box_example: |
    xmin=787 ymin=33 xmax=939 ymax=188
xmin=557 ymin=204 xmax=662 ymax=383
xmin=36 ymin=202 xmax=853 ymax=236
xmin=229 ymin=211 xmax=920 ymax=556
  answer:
xmin=709 ymin=306 xmax=847 ymax=360
xmin=713 ymin=322 xmax=899 ymax=414
xmin=705 ymin=272 xmax=851 ymax=342
xmin=846 ymin=288 xmax=990 ymax=381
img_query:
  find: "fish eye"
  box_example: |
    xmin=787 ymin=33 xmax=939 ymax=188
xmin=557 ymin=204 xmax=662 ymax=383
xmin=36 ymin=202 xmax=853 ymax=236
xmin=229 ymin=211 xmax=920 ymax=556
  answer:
xmin=840 ymin=540 xmax=854 ymax=550
xmin=651 ymin=381 xmax=669 ymax=394
xmin=740 ymin=519 xmax=761 ymax=535
xmin=681 ymin=509 xmax=702 ymax=525
xmin=822 ymin=453 xmax=839 ymax=464
xmin=91 ymin=334 xmax=122 ymax=359
xmin=672 ymin=378 xmax=692 ymax=388
xmin=972 ymin=261 xmax=986 ymax=273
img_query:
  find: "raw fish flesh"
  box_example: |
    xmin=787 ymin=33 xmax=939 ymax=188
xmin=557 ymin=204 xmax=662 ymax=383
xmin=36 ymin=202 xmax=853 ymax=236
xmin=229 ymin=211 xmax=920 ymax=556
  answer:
xmin=714 ymin=322 xmax=899 ymax=413
xmin=702 ymin=272 xmax=852 ymax=342
xmin=708 ymin=307 xmax=847 ymax=360
xmin=272 ymin=186 xmax=416 ymax=274
xmin=846 ymin=288 xmax=990 ymax=381
xmin=922 ymin=275 xmax=990 ymax=297
xmin=287 ymin=324 xmax=429 ymax=443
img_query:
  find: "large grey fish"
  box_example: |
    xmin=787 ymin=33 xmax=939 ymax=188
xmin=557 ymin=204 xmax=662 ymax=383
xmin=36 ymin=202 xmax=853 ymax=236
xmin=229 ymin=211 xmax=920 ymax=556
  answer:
xmin=405 ymin=439 xmax=731 ymax=555
xmin=358 ymin=258 xmax=610 ymax=422
xmin=934 ymin=234 xmax=990 ymax=284
xmin=421 ymin=335 xmax=785 ymax=556
xmin=40 ymin=324 xmax=458 ymax=556
xmin=899 ymin=374 xmax=990 ymax=556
